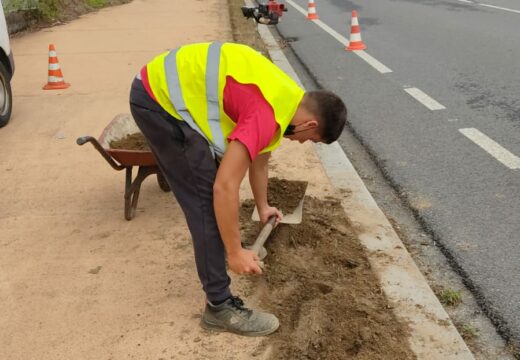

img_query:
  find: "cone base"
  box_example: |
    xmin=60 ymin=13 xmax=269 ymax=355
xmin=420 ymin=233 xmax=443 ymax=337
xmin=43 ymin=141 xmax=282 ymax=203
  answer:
xmin=346 ymin=42 xmax=366 ymax=51
xmin=43 ymin=82 xmax=71 ymax=90
xmin=307 ymin=14 xmax=318 ymax=20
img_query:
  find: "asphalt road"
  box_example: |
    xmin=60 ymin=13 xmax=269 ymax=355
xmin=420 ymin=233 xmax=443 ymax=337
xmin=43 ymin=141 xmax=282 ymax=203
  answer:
xmin=275 ymin=0 xmax=520 ymax=345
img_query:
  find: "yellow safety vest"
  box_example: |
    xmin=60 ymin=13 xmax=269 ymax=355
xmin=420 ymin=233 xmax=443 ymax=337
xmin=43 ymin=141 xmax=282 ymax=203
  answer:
xmin=145 ymin=42 xmax=305 ymax=156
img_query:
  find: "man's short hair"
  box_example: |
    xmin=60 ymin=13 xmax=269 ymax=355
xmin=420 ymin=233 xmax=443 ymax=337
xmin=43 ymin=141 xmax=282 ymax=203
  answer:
xmin=305 ymin=90 xmax=347 ymax=144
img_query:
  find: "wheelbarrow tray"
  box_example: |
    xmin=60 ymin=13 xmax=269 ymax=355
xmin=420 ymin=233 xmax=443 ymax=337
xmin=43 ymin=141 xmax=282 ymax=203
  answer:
xmin=77 ymin=114 xmax=169 ymax=220
xmin=98 ymin=113 xmax=156 ymax=166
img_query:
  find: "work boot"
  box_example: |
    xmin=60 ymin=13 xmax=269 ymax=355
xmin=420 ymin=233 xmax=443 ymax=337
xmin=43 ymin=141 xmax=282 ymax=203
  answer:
xmin=201 ymin=296 xmax=279 ymax=336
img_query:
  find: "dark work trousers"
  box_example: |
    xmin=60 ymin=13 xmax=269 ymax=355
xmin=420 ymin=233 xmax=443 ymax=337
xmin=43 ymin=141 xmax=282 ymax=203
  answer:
xmin=129 ymin=77 xmax=231 ymax=303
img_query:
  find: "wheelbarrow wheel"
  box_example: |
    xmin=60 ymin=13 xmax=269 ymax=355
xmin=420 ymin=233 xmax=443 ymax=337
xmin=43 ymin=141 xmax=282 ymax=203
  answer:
xmin=157 ymin=172 xmax=170 ymax=192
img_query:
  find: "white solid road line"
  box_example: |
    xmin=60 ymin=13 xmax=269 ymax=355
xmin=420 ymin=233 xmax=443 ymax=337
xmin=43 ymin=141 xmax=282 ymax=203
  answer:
xmin=285 ymin=0 xmax=392 ymax=74
xmin=459 ymin=128 xmax=520 ymax=169
xmin=455 ymin=0 xmax=520 ymax=14
xmin=478 ymin=3 xmax=520 ymax=14
xmin=404 ymin=87 xmax=446 ymax=110
xmin=354 ymin=50 xmax=392 ymax=74
xmin=312 ymin=18 xmax=349 ymax=45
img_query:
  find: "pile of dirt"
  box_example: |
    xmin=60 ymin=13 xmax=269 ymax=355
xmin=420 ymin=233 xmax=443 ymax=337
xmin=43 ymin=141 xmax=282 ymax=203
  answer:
xmin=109 ymin=132 xmax=150 ymax=151
xmin=267 ymin=178 xmax=307 ymax=214
xmin=240 ymin=179 xmax=416 ymax=360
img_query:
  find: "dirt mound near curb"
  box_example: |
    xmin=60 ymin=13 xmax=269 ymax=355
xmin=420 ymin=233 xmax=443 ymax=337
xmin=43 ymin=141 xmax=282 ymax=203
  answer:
xmin=240 ymin=180 xmax=416 ymax=360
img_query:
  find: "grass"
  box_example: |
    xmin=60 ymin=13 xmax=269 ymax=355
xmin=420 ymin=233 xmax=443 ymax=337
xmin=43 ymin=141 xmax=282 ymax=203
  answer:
xmin=457 ymin=324 xmax=479 ymax=341
xmin=438 ymin=288 xmax=463 ymax=306
xmin=37 ymin=0 xmax=61 ymax=20
xmin=2 ymin=0 xmax=39 ymax=12
xmin=3 ymin=0 xmax=63 ymax=19
xmin=87 ymin=0 xmax=107 ymax=8
xmin=3 ymin=0 xmax=111 ymax=21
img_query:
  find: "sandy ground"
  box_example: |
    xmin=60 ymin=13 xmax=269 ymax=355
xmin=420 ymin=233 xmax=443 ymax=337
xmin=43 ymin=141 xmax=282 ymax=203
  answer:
xmin=0 ymin=0 xmax=264 ymax=359
xmin=0 ymin=0 xmax=332 ymax=358
xmin=0 ymin=0 xmax=416 ymax=359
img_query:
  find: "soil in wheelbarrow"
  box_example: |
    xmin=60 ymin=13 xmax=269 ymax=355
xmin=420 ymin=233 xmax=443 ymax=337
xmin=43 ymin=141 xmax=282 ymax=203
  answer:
xmin=109 ymin=132 xmax=150 ymax=151
xmin=239 ymin=181 xmax=416 ymax=360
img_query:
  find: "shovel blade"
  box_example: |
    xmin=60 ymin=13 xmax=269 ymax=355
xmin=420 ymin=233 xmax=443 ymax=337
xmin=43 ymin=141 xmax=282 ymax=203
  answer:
xmin=251 ymin=198 xmax=304 ymax=225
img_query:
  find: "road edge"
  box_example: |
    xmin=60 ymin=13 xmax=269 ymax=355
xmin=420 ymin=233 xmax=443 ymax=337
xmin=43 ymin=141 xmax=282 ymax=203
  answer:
xmin=254 ymin=18 xmax=475 ymax=360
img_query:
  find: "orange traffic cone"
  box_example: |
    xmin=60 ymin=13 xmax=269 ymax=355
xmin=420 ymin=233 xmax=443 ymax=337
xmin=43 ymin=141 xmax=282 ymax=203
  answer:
xmin=307 ymin=0 xmax=318 ymax=20
xmin=43 ymin=44 xmax=70 ymax=90
xmin=346 ymin=10 xmax=366 ymax=51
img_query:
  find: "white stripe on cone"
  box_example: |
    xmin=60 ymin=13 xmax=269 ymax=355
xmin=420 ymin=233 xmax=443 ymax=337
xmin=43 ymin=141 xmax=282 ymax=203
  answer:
xmin=48 ymin=63 xmax=61 ymax=70
xmin=47 ymin=76 xmax=64 ymax=82
xmin=350 ymin=33 xmax=362 ymax=41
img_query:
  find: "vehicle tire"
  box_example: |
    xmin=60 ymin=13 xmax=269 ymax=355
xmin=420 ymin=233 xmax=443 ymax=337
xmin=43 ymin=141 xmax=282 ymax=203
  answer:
xmin=0 ymin=61 xmax=13 ymax=128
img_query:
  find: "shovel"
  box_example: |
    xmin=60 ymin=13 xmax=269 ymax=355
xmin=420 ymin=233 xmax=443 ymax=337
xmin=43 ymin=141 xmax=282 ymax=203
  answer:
xmin=249 ymin=196 xmax=305 ymax=261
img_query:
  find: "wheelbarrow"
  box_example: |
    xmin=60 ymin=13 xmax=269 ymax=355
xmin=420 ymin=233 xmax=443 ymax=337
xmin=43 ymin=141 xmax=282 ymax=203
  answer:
xmin=76 ymin=113 xmax=170 ymax=220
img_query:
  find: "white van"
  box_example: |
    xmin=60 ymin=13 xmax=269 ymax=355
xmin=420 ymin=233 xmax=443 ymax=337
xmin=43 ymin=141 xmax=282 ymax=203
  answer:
xmin=0 ymin=1 xmax=14 ymax=127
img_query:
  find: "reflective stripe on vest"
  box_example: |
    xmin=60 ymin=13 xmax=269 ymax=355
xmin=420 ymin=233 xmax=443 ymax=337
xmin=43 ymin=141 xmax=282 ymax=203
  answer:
xmin=164 ymin=43 xmax=225 ymax=157
xmin=205 ymin=42 xmax=225 ymax=156
xmin=146 ymin=43 xmax=305 ymax=155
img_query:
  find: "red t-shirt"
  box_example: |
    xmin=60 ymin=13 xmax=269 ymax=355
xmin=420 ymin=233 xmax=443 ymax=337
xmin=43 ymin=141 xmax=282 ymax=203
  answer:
xmin=140 ymin=68 xmax=279 ymax=161
xmin=224 ymin=76 xmax=279 ymax=161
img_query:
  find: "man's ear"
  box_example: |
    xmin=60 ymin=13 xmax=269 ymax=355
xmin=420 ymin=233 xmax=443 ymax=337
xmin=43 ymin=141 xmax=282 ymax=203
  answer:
xmin=304 ymin=119 xmax=319 ymax=129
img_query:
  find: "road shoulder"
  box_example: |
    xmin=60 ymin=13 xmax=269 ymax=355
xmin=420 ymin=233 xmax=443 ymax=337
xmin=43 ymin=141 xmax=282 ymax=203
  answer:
xmin=254 ymin=15 xmax=475 ymax=360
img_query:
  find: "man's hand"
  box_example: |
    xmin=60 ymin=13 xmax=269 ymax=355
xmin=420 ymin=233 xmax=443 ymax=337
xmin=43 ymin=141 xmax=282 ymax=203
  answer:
xmin=228 ymin=248 xmax=262 ymax=275
xmin=259 ymin=205 xmax=283 ymax=226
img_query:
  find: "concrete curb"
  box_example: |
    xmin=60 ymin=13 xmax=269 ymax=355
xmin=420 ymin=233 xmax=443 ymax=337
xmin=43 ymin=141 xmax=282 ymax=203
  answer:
xmin=254 ymin=16 xmax=475 ymax=360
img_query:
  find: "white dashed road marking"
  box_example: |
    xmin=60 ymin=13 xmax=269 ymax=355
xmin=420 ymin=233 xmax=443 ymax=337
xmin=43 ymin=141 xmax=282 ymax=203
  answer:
xmin=459 ymin=128 xmax=520 ymax=169
xmin=404 ymin=88 xmax=446 ymax=110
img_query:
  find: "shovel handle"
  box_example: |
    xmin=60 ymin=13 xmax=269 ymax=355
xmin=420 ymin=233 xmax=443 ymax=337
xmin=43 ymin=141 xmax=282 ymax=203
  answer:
xmin=250 ymin=216 xmax=277 ymax=256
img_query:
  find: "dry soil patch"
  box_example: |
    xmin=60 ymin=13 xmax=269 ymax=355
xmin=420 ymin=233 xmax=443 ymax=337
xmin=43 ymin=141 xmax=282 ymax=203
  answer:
xmin=240 ymin=180 xmax=416 ymax=359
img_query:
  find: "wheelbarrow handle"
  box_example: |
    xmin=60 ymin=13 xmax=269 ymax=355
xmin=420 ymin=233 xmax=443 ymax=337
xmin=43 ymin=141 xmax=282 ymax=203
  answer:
xmin=76 ymin=136 xmax=92 ymax=146
xmin=76 ymin=135 xmax=125 ymax=171
xmin=250 ymin=216 xmax=277 ymax=256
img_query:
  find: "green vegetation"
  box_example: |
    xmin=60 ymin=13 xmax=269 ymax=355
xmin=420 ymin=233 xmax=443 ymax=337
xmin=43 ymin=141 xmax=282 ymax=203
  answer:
xmin=2 ymin=0 xmax=115 ymax=21
xmin=87 ymin=0 xmax=107 ymax=8
xmin=458 ymin=324 xmax=478 ymax=340
xmin=438 ymin=288 xmax=463 ymax=306
xmin=37 ymin=0 xmax=61 ymax=20
xmin=2 ymin=0 xmax=39 ymax=12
